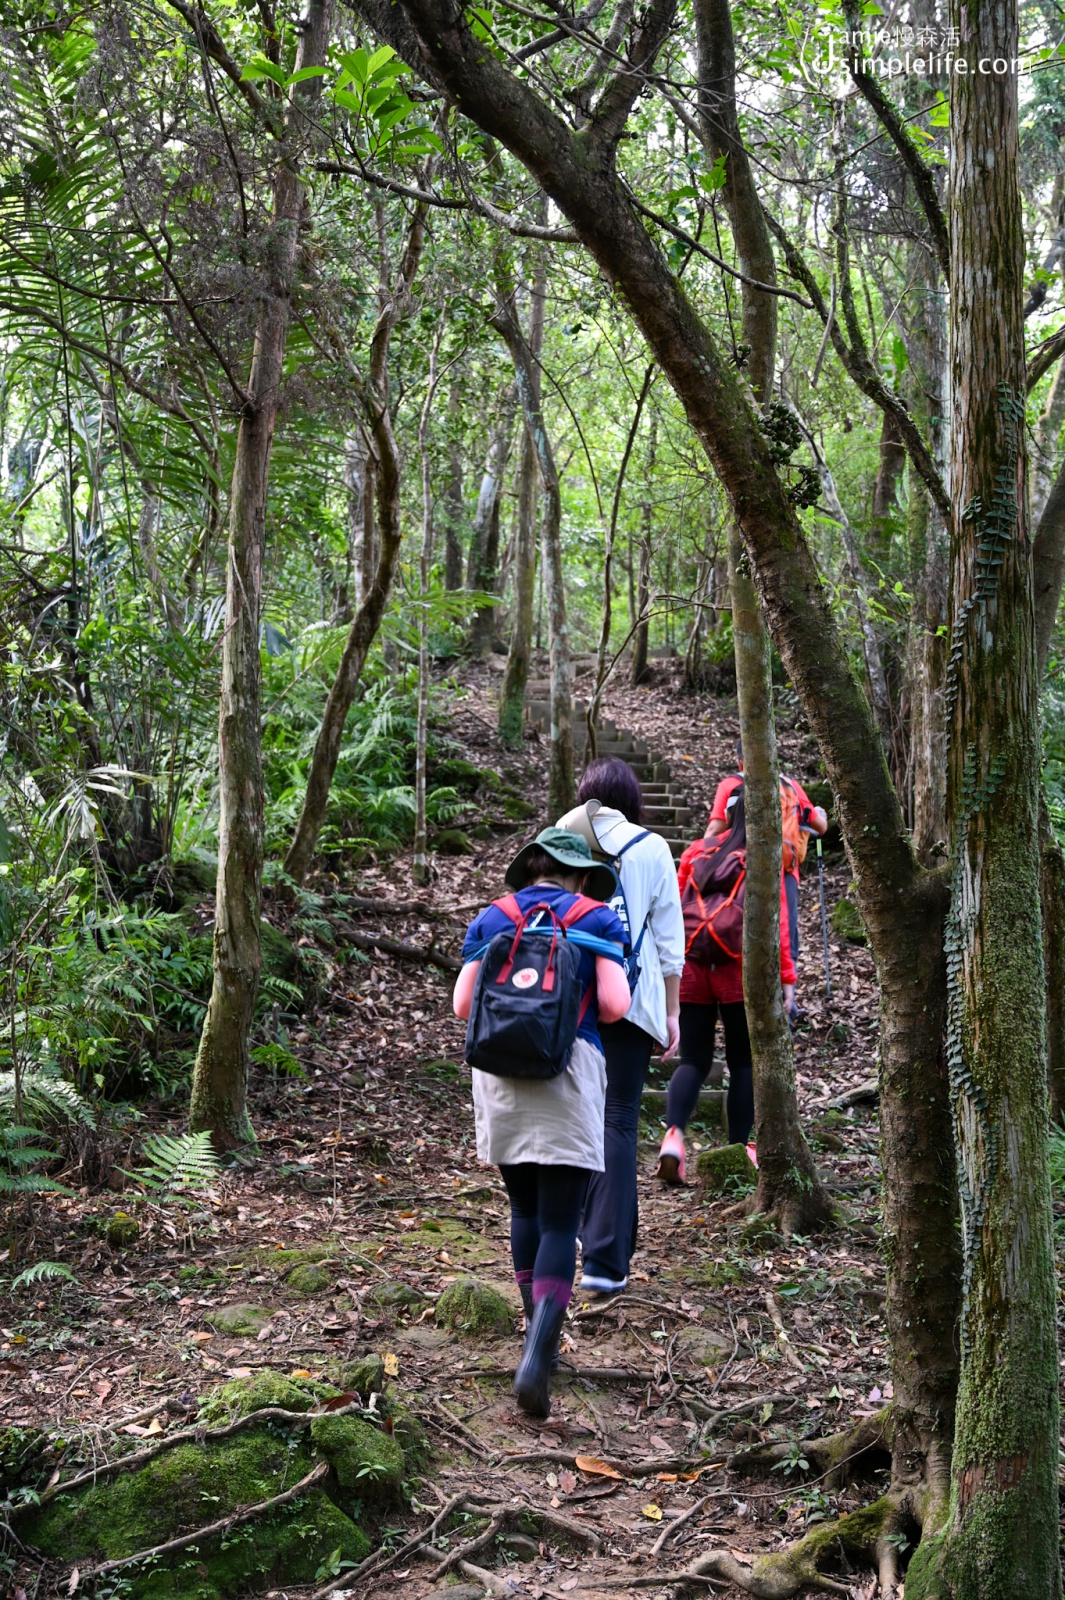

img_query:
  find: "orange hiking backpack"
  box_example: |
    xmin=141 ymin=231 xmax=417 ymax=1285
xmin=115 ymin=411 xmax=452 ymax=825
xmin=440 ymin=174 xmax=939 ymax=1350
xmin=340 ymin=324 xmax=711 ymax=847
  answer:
xmin=779 ymin=778 xmax=809 ymax=874
xmin=681 ymin=839 xmax=746 ymax=964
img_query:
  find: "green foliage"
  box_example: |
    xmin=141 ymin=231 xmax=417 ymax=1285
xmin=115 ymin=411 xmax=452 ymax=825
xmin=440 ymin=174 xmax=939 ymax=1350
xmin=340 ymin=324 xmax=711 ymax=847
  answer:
xmin=130 ymin=1131 xmax=220 ymax=1195
xmin=9 ymin=1260 xmax=76 ymax=1290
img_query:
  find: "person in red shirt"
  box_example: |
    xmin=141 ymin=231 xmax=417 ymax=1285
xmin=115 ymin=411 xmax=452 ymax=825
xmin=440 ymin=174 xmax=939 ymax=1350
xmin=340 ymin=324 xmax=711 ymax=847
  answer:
xmin=658 ymin=791 xmax=797 ymax=1183
xmin=704 ymin=741 xmax=826 ymax=998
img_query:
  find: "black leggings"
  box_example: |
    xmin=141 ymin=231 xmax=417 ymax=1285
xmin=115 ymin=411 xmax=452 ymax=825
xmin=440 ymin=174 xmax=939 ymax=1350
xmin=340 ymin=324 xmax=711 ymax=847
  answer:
xmin=499 ymin=1163 xmax=591 ymax=1290
xmin=665 ymin=1001 xmax=754 ymax=1145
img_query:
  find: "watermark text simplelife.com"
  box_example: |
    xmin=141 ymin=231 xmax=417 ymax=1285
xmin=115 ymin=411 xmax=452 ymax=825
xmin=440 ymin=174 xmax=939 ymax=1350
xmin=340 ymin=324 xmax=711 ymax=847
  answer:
xmin=802 ymin=24 xmax=1031 ymax=77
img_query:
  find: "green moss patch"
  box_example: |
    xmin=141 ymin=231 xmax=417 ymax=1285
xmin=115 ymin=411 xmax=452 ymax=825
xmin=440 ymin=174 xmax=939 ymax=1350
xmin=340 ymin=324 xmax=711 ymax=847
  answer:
xmin=435 ymin=1277 xmax=512 ymax=1337
xmin=203 ymin=1303 xmax=273 ymax=1338
xmin=830 ymin=896 xmax=867 ymax=944
xmin=105 ymin=1211 xmax=140 ymax=1247
xmin=433 ymin=828 xmax=474 ymax=856
xmin=286 ymin=1262 xmax=332 ymax=1297
xmin=309 ymin=1414 xmax=403 ymax=1503
xmin=696 ymin=1143 xmax=756 ymax=1197
xmin=325 ymin=1355 xmax=385 ymax=1396
xmin=198 ymin=1370 xmax=321 ymax=1424
xmin=368 ymin=1279 xmax=428 ymax=1312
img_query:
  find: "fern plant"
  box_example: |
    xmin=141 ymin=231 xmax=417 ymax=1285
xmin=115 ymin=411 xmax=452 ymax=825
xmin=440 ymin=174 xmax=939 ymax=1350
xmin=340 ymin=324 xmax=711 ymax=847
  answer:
xmin=132 ymin=1131 xmax=220 ymax=1195
xmin=10 ymin=1261 xmax=76 ymax=1289
xmin=0 ymin=1126 xmax=71 ymax=1196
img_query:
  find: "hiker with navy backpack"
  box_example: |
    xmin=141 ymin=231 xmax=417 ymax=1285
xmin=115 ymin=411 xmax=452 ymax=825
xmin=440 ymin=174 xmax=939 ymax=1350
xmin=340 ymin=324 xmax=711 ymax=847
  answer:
xmin=557 ymin=757 xmax=684 ymax=1294
xmin=656 ymin=791 xmax=796 ymax=1184
xmin=453 ymin=828 xmax=630 ymax=1417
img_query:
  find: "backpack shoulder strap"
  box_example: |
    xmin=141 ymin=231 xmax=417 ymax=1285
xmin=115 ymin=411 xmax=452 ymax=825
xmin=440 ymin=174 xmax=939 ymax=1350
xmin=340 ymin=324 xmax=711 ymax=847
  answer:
xmin=561 ymin=894 xmax=602 ymax=928
xmin=615 ymin=828 xmax=652 ymax=860
xmin=492 ymin=894 xmax=523 ymax=925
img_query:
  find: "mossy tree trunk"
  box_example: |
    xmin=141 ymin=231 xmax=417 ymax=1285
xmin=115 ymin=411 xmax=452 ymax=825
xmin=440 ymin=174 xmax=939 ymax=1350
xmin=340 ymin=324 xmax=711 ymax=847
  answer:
xmin=499 ymin=239 xmax=545 ymax=746
xmin=906 ymin=0 xmax=1060 ymax=1585
xmin=442 ymin=379 xmax=466 ymax=593
xmin=467 ymin=380 xmax=518 ymax=657
xmin=189 ymin=0 xmax=332 ymax=1150
xmin=283 ymin=199 xmax=430 ymax=886
xmin=729 ymin=524 xmax=831 ymax=1234
xmin=490 ymin=295 xmax=573 ymax=816
xmin=629 ymin=416 xmax=655 ymax=687
xmin=413 ymin=337 xmax=443 ymax=887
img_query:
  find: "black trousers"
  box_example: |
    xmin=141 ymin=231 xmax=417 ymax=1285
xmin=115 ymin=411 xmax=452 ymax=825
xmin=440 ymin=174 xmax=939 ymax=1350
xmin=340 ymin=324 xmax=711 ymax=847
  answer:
xmin=664 ymin=1001 xmax=754 ymax=1145
xmin=579 ymin=1019 xmax=656 ymax=1283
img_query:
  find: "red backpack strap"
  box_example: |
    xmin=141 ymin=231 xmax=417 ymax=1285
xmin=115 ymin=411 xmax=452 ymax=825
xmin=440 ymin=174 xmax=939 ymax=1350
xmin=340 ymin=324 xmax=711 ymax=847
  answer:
xmin=493 ymin=894 xmax=523 ymax=925
xmin=561 ymin=894 xmax=602 ymax=928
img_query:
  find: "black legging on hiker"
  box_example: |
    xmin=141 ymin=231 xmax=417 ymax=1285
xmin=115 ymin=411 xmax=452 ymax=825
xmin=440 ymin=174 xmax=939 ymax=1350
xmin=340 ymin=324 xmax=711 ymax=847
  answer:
xmin=665 ymin=1001 xmax=754 ymax=1145
xmin=499 ymin=1163 xmax=591 ymax=1308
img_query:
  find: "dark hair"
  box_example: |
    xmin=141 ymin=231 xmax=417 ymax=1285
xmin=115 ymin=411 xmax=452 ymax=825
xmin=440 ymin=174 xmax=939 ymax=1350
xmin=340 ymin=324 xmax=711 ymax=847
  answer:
xmin=520 ymin=847 xmax=585 ymax=888
xmin=577 ymin=757 xmax=643 ymax=824
xmin=735 ymin=737 xmax=744 ymax=766
xmin=721 ymin=790 xmax=746 ymax=849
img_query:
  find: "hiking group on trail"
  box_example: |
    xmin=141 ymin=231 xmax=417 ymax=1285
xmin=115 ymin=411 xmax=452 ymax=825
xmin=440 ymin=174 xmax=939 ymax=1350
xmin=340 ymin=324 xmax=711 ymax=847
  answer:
xmin=453 ymin=748 xmax=827 ymax=1419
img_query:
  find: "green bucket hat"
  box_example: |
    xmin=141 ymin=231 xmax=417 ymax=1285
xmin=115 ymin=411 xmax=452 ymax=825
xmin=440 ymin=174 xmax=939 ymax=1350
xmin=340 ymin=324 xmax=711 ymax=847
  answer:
xmin=505 ymin=826 xmax=618 ymax=902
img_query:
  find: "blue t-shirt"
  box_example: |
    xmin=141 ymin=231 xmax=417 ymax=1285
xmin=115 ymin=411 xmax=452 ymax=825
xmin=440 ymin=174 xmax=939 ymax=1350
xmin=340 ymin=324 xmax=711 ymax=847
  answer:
xmin=462 ymin=885 xmax=626 ymax=1049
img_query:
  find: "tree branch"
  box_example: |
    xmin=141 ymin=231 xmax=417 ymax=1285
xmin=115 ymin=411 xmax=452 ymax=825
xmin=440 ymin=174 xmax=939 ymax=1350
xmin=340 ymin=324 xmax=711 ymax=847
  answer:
xmin=582 ymin=0 xmax=675 ymax=156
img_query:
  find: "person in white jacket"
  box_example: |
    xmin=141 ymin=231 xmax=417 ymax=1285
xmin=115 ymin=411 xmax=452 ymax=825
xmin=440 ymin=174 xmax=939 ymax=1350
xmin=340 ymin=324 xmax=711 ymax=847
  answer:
xmin=558 ymin=758 xmax=684 ymax=1292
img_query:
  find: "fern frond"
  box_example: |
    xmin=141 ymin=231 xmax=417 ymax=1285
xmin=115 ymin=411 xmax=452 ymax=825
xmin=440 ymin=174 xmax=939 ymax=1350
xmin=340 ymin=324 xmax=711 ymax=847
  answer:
xmin=9 ymin=1261 xmax=76 ymax=1289
xmin=0 ymin=1071 xmax=95 ymax=1130
xmin=134 ymin=1131 xmax=220 ymax=1194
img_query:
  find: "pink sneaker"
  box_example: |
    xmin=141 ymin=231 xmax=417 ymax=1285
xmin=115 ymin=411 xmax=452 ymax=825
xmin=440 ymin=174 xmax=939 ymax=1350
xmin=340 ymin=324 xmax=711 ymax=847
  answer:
xmin=657 ymin=1126 xmax=686 ymax=1184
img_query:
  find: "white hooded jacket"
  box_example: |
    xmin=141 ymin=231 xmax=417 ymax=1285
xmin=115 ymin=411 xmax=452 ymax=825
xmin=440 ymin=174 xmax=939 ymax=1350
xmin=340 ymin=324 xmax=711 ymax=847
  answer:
xmin=556 ymin=802 xmax=685 ymax=1046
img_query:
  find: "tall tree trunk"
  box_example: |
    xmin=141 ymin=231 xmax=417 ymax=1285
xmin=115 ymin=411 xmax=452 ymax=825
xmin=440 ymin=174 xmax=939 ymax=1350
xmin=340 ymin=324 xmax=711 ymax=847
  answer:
xmin=442 ymin=380 xmax=465 ymax=592
xmin=344 ymin=428 xmax=375 ymax=615
xmin=499 ymin=239 xmax=547 ymax=744
xmin=490 ymin=302 xmax=573 ymax=814
xmin=1032 ymin=357 xmax=1065 ymax=526
xmin=906 ymin=0 xmax=1060 ymax=1586
xmin=283 ymin=200 xmax=430 ymax=886
xmin=1039 ymin=795 xmax=1065 ymax=1126
xmin=869 ymin=409 xmax=906 ymax=565
xmin=467 ymin=381 xmax=517 ymax=655
xmin=729 ymin=523 xmax=831 ymax=1234
xmin=413 ymin=341 xmax=442 ymax=886
xmin=629 ymin=429 xmax=653 ymax=686
xmin=189 ymin=0 xmax=332 ymax=1151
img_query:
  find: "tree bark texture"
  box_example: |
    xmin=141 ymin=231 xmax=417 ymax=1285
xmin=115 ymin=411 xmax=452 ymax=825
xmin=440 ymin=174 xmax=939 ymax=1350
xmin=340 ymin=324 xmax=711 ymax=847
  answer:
xmin=1032 ymin=355 xmax=1065 ymax=528
xmin=1039 ymin=794 xmax=1065 ymax=1127
xmin=728 ymin=524 xmax=831 ymax=1235
xmin=467 ymin=380 xmax=518 ymax=656
xmin=869 ymin=409 xmax=906 ymax=565
xmin=442 ymin=380 xmax=466 ymax=592
xmin=499 ymin=247 xmax=545 ymax=745
xmin=630 ymin=415 xmax=655 ymax=686
xmin=189 ymin=0 xmax=332 ymax=1150
xmin=906 ymin=0 xmax=1060 ymax=1583
xmin=350 ymin=0 xmax=961 ymax=1510
xmin=412 ymin=347 xmax=440 ymax=888
xmin=283 ymin=200 xmax=429 ymax=886
xmin=490 ymin=301 xmax=573 ymax=815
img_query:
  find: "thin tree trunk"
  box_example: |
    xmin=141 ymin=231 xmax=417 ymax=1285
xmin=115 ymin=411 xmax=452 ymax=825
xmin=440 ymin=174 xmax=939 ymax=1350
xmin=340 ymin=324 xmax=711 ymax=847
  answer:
xmin=1039 ymin=794 xmax=1065 ymax=1126
xmin=283 ymin=199 xmax=430 ymax=886
xmin=468 ymin=381 xmax=518 ymax=655
xmin=906 ymin=0 xmax=1060 ymax=1581
xmin=490 ymin=301 xmax=572 ymax=814
xmin=413 ymin=339 xmax=442 ymax=886
xmin=729 ymin=523 xmax=831 ymax=1234
xmin=442 ymin=380 xmax=465 ymax=592
xmin=1032 ymin=357 xmax=1065 ymax=526
xmin=869 ymin=409 xmax=906 ymax=565
xmin=630 ymin=429 xmax=653 ymax=686
xmin=344 ymin=428 xmax=373 ymax=615
xmin=499 ymin=236 xmax=547 ymax=745
xmin=189 ymin=0 xmax=332 ymax=1151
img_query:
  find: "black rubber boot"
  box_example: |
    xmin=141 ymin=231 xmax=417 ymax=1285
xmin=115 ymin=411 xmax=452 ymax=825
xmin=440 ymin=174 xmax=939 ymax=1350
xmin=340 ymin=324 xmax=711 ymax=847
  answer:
xmin=519 ymin=1282 xmax=560 ymax=1371
xmin=514 ymin=1297 xmax=567 ymax=1418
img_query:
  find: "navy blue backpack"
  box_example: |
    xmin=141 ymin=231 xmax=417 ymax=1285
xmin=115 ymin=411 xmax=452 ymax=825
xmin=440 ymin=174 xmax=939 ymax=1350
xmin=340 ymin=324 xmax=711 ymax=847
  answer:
xmin=464 ymin=894 xmax=601 ymax=1079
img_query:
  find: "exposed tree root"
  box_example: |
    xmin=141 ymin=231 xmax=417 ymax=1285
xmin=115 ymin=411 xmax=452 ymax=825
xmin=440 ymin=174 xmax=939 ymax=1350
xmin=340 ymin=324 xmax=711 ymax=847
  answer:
xmin=728 ymin=1407 xmax=894 ymax=1488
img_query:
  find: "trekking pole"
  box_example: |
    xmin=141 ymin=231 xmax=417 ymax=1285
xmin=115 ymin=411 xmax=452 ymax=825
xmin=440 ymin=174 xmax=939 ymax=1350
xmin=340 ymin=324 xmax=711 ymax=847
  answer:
xmin=815 ymin=833 xmax=832 ymax=1001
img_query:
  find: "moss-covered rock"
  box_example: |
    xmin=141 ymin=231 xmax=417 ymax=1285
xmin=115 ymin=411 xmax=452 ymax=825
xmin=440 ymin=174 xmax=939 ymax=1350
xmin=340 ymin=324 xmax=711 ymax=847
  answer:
xmin=433 ymin=828 xmax=475 ymax=856
xmin=203 ymin=1303 xmax=273 ymax=1338
xmin=259 ymin=919 xmax=299 ymax=983
xmin=199 ymin=1370 xmax=317 ymax=1424
xmin=435 ymin=1277 xmax=512 ymax=1337
xmin=830 ymin=896 xmax=867 ymax=945
xmin=309 ymin=1414 xmax=403 ymax=1503
xmin=368 ymin=1280 xmax=428 ymax=1312
xmin=327 ymin=1354 xmax=385 ymax=1396
xmin=24 ymin=1433 xmax=370 ymax=1599
xmin=105 ymin=1211 xmax=140 ymax=1248
xmin=286 ymin=1262 xmax=332 ymax=1297
xmin=696 ymin=1143 xmax=756 ymax=1197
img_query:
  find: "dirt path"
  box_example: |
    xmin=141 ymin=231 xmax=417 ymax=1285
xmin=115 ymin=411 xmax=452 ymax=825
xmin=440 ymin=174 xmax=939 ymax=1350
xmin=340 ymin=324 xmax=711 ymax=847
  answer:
xmin=2 ymin=669 xmax=894 ymax=1600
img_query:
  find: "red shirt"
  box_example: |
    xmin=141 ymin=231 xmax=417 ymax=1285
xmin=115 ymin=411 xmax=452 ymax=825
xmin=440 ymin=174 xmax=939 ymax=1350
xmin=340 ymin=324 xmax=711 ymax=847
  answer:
xmin=677 ymin=839 xmax=796 ymax=1004
xmin=707 ymin=773 xmax=816 ymax=882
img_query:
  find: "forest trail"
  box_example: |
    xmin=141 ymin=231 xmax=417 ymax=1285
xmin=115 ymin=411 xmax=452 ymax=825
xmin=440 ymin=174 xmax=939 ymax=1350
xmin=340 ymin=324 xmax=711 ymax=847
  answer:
xmin=5 ymin=667 xmax=897 ymax=1600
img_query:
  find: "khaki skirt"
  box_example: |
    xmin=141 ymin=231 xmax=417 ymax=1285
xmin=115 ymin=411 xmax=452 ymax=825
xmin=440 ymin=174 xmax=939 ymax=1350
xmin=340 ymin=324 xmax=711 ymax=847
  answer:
xmin=471 ymin=1035 xmax=607 ymax=1170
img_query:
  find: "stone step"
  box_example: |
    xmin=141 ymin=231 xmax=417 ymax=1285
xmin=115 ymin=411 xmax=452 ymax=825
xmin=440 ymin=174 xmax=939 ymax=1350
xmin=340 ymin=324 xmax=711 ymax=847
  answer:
xmin=642 ymin=804 xmax=691 ymax=826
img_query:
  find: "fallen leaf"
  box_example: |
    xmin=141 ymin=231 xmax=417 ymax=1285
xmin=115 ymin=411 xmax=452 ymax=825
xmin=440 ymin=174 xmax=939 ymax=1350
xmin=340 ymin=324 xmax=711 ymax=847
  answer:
xmin=226 ymin=1367 xmax=253 ymax=1379
xmin=121 ymin=1417 xmax=164 ymax=1439
xmin=188 ymin=1331 xmax=213 ymax=1343
xmin=559 ymin=1469 xmax=577 ymax=1494
xmin=92 ymin=1379 xmax=113 ymax=1403
xmin=642 ymin=1504 xmax=663 ymax=1521
xmin=0 ymin=1359 xmax=27 ymax=1375
xmin=383 ymin=1352 xmax=399 ymax=1377
xmin=323 ymin=1391 xmax=357 ymax=1412
xmin=867 ymin=1385 xmax=882 ymax=1403
xmin=67 ymin=1567 xmax=80 ymax=1596
xmin=560 ymin=1581 xmax=579 ymax=1593
xmin=655 ymin=1473 xmax=678 ymax=1482
xmin=729 ymin=1548 xmax=753 ymax=1565
xmin=550 ymin=1494 xmax=561 ymax=1508
xmin=289 ymin=1368 xmax=313 ymax=1379
xmin=574 ymin=1455 xmax=624 ymax=1479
